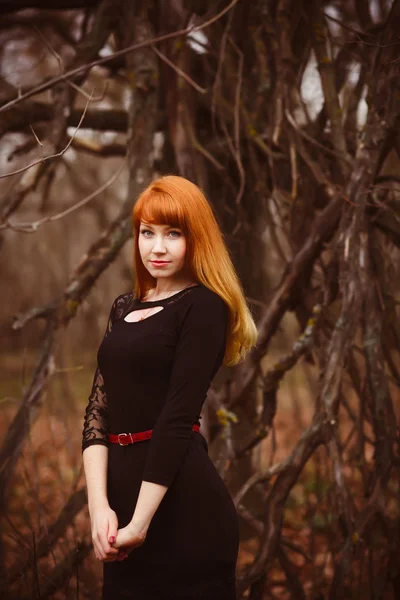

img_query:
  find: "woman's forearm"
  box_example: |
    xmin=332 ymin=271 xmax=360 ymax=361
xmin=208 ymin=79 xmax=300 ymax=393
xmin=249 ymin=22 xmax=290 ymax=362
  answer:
xmin=130 ymin=480 xmax=168 ymax=533
xmin=82 ymin=444 xmax=109 ymax=511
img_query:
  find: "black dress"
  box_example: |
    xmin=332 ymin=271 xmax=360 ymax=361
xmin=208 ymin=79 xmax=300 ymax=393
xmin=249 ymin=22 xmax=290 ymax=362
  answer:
xmin=82 ymin=283 xmax=240 ymax=599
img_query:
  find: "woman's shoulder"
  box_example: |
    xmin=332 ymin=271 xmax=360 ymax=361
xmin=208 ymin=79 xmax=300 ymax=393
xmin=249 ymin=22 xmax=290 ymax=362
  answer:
xmin=185 ymin=284 xmax=227 ymax=313
xmin=110 ymin=291 xmax=133 ymax=319
xmin=177 ymin=285 xmax=228 ymax=334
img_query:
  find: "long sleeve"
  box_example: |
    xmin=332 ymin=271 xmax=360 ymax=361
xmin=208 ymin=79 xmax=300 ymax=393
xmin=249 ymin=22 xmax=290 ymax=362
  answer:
xmin=81 ymin=296 xmax=119 ymax=453
xmin=142 ymin=289 xmax=228 ymax=487
xmin=81 ymin=366 xmax=109 ymax=452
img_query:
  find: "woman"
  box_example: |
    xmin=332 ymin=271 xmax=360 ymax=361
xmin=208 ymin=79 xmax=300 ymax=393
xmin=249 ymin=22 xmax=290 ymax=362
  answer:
xmin=82 ymin=175 xmax=258 ymax=599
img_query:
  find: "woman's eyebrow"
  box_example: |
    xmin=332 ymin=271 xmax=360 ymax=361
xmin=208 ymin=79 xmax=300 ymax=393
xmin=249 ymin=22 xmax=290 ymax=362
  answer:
xmin=141 ymin=224 xmax=180 ymax=230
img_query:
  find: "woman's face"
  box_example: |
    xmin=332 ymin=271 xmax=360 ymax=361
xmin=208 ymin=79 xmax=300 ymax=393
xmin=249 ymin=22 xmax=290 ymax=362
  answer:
xmin=138 ymin=220 xmax=187 ymax=280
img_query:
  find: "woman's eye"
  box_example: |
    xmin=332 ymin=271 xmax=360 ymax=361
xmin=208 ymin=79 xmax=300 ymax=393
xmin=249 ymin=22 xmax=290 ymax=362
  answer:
xmin=140 ymin=229 xmax=181 ymax=238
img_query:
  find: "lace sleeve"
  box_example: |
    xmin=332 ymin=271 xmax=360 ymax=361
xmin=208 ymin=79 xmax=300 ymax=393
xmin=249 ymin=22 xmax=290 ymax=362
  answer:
xmin=81 ymin=295 xmax=124 ymax=453
xmin=81 ymin=366 xmax=109 ymax=452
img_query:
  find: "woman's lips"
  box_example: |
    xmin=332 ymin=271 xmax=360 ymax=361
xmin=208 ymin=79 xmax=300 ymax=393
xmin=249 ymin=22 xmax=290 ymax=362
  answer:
xmin=151 ymin=261 xmax=170 ymax=266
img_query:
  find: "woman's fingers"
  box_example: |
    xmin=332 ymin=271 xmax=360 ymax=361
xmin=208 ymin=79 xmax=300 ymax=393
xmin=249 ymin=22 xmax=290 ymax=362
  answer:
xmin=93 ymin=541 xmax=127 ymax=562
xmin=93 ymin=540 xmax=101 ymax=561
xmin=90 ymin=508 xmax=122 ymax=561
xmin=93 ymin=531 xmax=107 ymax=559
xmin=101 ymin=526 xmax=118 ymax=556
xmin=93 ymin=531 xmax=119 ymax=561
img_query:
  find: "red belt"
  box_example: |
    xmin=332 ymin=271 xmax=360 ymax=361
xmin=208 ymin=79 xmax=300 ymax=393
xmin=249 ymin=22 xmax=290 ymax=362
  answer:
xmin=109 ymin=424 xmax=200 ymax=446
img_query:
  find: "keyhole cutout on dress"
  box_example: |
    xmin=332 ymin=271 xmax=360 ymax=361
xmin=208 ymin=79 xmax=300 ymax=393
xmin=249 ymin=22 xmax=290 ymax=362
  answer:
xmin=124 ymin=306 xmax=165 ymax=323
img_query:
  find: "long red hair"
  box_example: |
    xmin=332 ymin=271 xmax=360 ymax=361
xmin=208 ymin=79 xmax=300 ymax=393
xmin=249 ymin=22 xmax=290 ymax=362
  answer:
xmin=132 ymin=175 xmax=258 ymax=366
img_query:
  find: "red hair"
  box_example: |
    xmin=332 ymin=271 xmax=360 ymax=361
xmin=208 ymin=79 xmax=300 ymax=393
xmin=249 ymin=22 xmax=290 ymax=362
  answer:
xmin=132 ymin=175 xmax=257 ymax=365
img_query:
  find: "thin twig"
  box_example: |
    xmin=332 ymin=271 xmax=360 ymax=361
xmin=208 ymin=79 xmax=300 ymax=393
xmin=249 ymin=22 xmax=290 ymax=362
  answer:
xmin=1 ymin=158 xmax=126 ymax=232
xmin=67 ymin=79 xmax=109 ymax=102
xmin=230 ymin=38 xmax=245 ymax=205
xmin=0 ymin=92 xmax=94 ymax=180
xmin=285 ymin=108 xmax=353 ymax=166
xmin=151 ymin=45 xmax=206 ymax=94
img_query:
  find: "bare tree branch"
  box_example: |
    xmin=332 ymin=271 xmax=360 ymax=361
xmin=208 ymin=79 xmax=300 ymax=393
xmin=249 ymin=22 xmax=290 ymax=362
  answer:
xmin=0 ymin=0 xmax=241 ymax=114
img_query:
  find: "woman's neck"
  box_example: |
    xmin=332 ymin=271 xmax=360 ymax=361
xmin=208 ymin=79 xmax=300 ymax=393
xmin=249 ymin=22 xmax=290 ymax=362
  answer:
xmin=145 ymin=279 xmax=198 ymax=300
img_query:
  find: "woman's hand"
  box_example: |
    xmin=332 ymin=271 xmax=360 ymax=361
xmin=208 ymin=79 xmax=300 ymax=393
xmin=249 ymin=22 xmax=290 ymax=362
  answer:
xmin=113 ymin=520 xmax=148 ymax=558
xmin=89 ymin=503 xmax=121 ymax=562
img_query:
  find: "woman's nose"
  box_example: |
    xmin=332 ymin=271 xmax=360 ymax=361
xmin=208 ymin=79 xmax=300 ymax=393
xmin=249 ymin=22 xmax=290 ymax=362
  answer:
xmin=153 ymin=236 xmax=166 ymax=252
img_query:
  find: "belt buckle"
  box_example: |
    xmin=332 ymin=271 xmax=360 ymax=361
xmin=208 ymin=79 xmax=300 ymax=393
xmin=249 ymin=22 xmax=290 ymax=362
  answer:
xmin=118 ymin=433 xmax=133 ymax=446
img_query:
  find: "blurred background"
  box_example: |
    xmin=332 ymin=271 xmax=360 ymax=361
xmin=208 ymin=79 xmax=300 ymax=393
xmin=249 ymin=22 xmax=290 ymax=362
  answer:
xmin=0 ymin=0 xmax=400 ymax=598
